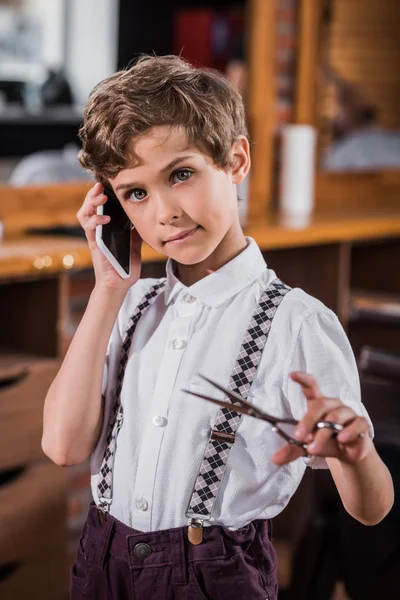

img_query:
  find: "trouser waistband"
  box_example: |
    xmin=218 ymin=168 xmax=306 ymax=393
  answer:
xmin=85 ymin=502 xmax=272 ymax=588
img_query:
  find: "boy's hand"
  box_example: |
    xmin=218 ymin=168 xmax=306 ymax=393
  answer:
xmin=273 ymin=371 xmax=373 ymax=466
xmin=77 ymin=182 xmax=142 ymax=292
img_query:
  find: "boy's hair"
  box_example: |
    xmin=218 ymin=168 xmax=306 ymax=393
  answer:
xmin=78 ymin=54 xmax=248 ymax=182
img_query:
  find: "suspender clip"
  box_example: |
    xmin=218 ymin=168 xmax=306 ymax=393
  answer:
xmin=211 ymin=430 xmax=236 ymax=444
xmin=98 ymin=498 xmax=112 ymax=514
xmin=188 ymin=518 xmax=204 ymax=545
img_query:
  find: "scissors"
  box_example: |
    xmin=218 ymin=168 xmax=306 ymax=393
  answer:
xmin=182 ymin=374 xmax=343 ymax=450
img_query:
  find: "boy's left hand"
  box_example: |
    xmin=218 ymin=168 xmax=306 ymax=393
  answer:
xmin=273 ymin=371 xmax=373 ymax=466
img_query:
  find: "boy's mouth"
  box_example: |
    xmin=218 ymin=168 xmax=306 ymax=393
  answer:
xmin=164 ymin=226 xmax=199 ymax=244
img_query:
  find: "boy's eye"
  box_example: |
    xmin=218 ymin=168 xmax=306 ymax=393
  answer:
xmin=172 ymin=169 xmax=192 ymax=183
xmin=129 ymin=188 xmax=147 ymax=202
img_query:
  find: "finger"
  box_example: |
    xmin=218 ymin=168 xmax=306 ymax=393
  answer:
xmin=78 ymin=183 xmax=106 ymax=221
xmin=78 ymin=197 xmax=108 ymax=228
xmin=290 ymin=372 xmax=323 ymax=400
xmin=323 ymin=406 xmax=357 ymax=426
xmin=89 ymin=181 xmax=103 ymax=198
xmin=273 ymin=443 xmax=305 ymax=466
xmin=84 ymin=214 xmax=110 ymax=242
xmin=294 ymin=397 xmax=341 ymax=441
xmin=337 ymin=416 xmax=369 ymax=444
xmin=306 ymin=406 xmax=355 ymax=453
xmin=83 ymin=181 xmax=103 ymax=207
xmin=307 ymin=426 xmax=338 ymax=455
xmin=308 ymin=406 xmax=364 ymax=454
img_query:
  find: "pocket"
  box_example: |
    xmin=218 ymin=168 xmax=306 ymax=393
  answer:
xmin=252 ymin=561 xmax=278 ymax=600
xmin=70 ymin=563 xmax=88 ymax=596
xmin=263 ymin=571 xmax=278 ymax=600
xmin=190 ymin=553 xmax=275 ymax=600
xmin=189 ymin=564 xmax=210 ymax=600
xmin=70 ymin=526 xmax=96 ymax=594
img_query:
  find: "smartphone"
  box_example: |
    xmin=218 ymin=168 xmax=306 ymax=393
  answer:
xmin=95 ymin=185 xmax=132 ymax=279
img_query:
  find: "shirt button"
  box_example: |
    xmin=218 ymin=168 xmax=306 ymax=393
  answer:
xmin=170 ymin=338 xmax=187 ymax=350
xmin=152 ymin=416 xmax=167 ymax=427
xmin=135 ymin=497 xmax=148 ymax=511
xmin=183 ymin=293 xmax=196 ymax=304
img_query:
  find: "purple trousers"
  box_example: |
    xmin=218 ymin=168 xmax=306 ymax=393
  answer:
xmin=70 ymin=502 xmax=278 ymax=600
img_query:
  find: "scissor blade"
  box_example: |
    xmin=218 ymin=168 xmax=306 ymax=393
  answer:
xmin=195 ymin=374 xmax=283 ymax=424
xmin=182 ymin=389 xmax=260 ymax=418
xmin=198 ymin=374 xmax=247 ymax=404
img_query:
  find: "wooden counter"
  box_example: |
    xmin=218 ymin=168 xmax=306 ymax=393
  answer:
xmin=1 ymin=178 xmax=400 ymax=364
xmin=2 ymin=206 xmax=400 ymax=279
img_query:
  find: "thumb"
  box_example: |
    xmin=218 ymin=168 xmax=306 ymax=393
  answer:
xmin=273 ymin=443 xmax=304 ymax=466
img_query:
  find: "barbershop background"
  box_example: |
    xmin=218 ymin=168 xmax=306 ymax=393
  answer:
xmin=0 ymin=1 xmax=400 ymax=599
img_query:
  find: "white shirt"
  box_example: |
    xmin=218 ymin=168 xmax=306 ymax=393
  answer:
xmin=90 ymin=237 xmax=372 ymax=531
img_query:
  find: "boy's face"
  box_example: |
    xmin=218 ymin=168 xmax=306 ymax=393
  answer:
xmin=109 ymin=126 xmax=250 ymax=266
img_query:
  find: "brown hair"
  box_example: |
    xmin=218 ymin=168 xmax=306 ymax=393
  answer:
xmin=78 ymin=54 xmax=248 ymax=182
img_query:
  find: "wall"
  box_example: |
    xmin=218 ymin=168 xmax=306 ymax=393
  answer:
xmin=64 ymin=0 xmax=119 ymax=108
xmin=276 ymin=0 xmax=298 ymax=126
xmin=321 ymin=0 xmax=400 ymax=132
xmin=25 ymin=0 xmax=65 ymax=70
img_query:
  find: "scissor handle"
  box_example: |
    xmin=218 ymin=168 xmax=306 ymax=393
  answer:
xmin=272 ymin=423 xmax=307 ymax=450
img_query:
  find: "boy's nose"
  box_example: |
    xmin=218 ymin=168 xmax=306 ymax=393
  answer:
xmin=156 ymin=194 xmax=182 ymax=225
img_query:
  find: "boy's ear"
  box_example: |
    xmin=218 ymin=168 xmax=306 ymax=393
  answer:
xmin=230 ymin=136 xmax=251 ymax=184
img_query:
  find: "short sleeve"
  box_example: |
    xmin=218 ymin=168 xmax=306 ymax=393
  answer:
xmin=287 ymin=310 xmax=374 ymax=469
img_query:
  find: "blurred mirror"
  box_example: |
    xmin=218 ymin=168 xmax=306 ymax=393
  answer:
xmin=317 ymin=0 xmax=400 ymax=172
xmin=0 ymin=0 xmax=119 ymax=185
xmin=0 ymin=0 xmax=251 ymax=188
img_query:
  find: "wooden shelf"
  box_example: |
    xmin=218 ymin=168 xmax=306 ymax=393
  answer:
xmin=1 ymin=206 xmax=400 ymax=280
xmin=350 ymin=290 xmax=400 ymax=323
xmin=0 ymin=351 xmax=56 ymax=380
xmin=246 ymin=206 xmax=400 ymax=250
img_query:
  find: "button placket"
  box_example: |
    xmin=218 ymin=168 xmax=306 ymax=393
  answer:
xmin=132 ymin=311 xmax=193 ymax=529
xmin=183 ymin=293 xmax=196 ymax=304
xmin=152 ymin=416 xmax=167 ymax=427
xmin=135 ymin=497 xmax=149 ymax=511
xmin=170 ymin=338 xmax=187 ymax=350
xmin=177 ymin=294 xmax=197 ymax=318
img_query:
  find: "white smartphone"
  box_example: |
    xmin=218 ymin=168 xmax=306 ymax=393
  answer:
xmin=95 ymin=186 xmax=132 ymax=279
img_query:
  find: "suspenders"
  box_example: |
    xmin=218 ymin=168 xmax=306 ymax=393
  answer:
xmin=185 ymin=279 xmax=290 ymax=542
xmin=97 ymin=277 xmax=291 ymax=539
xmin=97 ymin=281 xmax=166 ymax=511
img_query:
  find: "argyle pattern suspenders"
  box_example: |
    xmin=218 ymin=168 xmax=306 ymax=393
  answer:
xmin=97 ymin=276 xmax=290 ymax=519
xmin=186 ymin=278 xmax=290 ymax=520
xmin=97 ymin=281 xmax=166 ymax=511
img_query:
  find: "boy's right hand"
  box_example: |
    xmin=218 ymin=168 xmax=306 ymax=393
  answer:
xmin=77 ymin=182 xmax=142 ymax=292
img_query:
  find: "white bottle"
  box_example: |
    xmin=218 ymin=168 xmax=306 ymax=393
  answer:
xmin=280 ymin=124 xmax=317 ymax=226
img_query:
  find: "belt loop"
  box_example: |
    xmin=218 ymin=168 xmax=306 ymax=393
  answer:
xmin=93 ymin=509 xmax=114 ymax=570
xmin=169 ymin=528 xmax=188 ymax=586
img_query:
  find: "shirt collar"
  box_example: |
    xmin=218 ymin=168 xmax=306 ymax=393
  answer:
xmin=163 ymin=237 xmax=267 ymax=308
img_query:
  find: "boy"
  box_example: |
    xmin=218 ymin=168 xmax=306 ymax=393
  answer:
xmin=42 ymin=55 xmax=393 ymax=600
